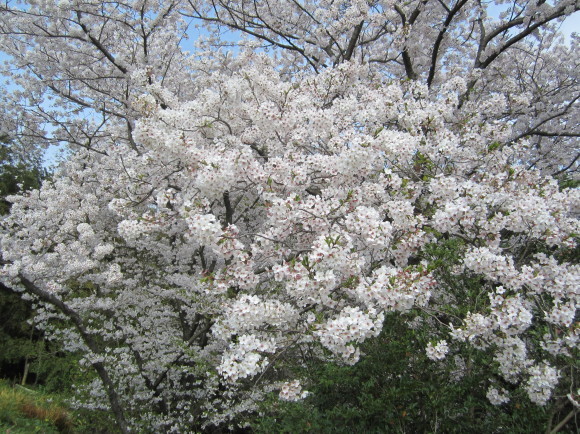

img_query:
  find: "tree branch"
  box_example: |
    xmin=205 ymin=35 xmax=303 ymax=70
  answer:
xmin=223 ymin=190 xmax=233 ymax=226
xmin=75 ymin=11 xmax=128 ymax=75
xmin=343 ymin=20 xmax=364 ymax=62
xmin=17 ymin=274 xmax=130 ymax=433
xmin=427 ymin=0 xmax=469 ymax=87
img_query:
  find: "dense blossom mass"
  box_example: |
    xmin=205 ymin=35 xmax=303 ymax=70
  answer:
xmin=0 ymin=0 xmax=578 ymax=431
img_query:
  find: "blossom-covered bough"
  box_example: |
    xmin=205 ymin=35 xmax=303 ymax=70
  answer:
xmin=0 ymin=0 xmax=578 ymax=431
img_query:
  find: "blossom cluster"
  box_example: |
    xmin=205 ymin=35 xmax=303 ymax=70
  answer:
xmin=425 ymin=340 xmax=449 ymax=361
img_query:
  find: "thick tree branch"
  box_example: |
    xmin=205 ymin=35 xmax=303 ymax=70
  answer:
xmin=17 ymin=274 xmax=130 ymax=433
xmin=343 ymin=20 xmax=364 ymax=62
xmin=223 ymin=190 xmax=233 ymax=226
xmin=427 ymin=0 xmax=469 ymax=87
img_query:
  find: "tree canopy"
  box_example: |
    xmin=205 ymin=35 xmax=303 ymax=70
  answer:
xmin=0 ymin=0 xmax=578 ymax=431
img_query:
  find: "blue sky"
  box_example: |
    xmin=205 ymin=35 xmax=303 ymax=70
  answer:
xmin=560 ymin=11 xmax=579 ymax=37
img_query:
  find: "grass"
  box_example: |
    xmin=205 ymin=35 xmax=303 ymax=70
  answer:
xmin=0 ymin=380 xmax=74 ymax=433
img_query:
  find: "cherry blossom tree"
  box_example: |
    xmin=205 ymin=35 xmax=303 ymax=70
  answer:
xmin=0 ymin=0 xmax=578 ymax=431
